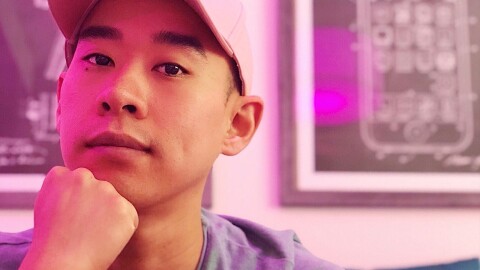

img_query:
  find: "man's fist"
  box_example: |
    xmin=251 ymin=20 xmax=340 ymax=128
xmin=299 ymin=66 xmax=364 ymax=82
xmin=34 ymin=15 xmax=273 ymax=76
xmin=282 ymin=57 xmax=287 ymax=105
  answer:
xmin=20 ymin=166 xmax=138 ymax=270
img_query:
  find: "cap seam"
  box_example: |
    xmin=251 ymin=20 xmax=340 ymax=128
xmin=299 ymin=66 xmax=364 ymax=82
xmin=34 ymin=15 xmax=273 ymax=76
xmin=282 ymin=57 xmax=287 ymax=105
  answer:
xmin=225 ymin=3 xmax=244 ymax=45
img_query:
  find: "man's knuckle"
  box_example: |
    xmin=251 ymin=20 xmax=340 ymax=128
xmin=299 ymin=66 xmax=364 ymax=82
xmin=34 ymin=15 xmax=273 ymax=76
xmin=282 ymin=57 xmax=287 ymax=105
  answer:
xmin=72 ymin=167 xmax=93 ymax=178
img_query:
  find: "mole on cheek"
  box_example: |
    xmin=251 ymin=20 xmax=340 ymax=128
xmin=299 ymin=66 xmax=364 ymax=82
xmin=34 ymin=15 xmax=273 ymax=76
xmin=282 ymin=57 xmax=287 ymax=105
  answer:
xmin=84 ymin=67 xmax=89 ymax=71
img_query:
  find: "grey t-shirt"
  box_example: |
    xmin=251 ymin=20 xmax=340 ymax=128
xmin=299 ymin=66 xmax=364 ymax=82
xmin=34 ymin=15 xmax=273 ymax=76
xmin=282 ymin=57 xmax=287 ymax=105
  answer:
xmin=0 ymin=210 xmax=343 ymax=270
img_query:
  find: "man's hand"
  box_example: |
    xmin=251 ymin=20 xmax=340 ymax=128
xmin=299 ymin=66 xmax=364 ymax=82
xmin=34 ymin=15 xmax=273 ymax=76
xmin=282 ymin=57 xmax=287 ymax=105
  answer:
xmin=20 ymin=166 xmax=139 ymax=270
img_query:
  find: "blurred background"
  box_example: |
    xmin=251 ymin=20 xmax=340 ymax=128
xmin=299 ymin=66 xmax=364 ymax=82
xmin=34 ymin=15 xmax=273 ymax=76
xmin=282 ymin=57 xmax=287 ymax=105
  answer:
xmin=0 ymin=0 xmax=479 ymax=269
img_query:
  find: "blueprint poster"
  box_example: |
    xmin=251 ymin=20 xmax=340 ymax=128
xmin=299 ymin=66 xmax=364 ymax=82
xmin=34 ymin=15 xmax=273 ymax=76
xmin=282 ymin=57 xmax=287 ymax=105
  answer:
xmin=313 ymin=0 xmax=480 ymax=173
xmin=0 ymin=0 xmax=64 ymax=174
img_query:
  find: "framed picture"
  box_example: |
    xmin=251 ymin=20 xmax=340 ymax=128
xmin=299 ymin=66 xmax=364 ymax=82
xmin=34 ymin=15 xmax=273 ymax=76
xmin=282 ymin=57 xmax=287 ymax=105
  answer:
xmin=0 ymin=1 xmax=212 ymax=209
xmin=0 ymin=176 xmax=41 ymax=208
xmin=279 ymin=0 xmax=480 ymax=207
xmin=0 ymin=0 xmax=63 ymax=209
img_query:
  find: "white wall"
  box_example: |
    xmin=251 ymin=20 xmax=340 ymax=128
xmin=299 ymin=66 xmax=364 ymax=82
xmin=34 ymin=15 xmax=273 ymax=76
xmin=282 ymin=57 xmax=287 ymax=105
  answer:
xmin=1 ymin=0 xmax=480 ymax=269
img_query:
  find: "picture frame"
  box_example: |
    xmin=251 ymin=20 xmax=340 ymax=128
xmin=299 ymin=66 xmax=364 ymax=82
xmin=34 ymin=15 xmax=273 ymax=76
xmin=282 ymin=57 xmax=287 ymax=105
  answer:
xmin=0 ymin=0 xmax=62 ymax=209
xmin=0 ymin=193 xmax=37 ymax=209
xmin=0 ymin=175 xmax=42 ymax=208
xmin=279 ymin=0 xmax=480 ymax=207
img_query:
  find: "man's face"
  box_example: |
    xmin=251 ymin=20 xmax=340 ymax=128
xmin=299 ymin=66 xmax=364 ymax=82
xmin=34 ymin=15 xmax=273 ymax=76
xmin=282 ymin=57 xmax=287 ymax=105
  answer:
xmin=56 ymin=0 xmax=239 ymax=209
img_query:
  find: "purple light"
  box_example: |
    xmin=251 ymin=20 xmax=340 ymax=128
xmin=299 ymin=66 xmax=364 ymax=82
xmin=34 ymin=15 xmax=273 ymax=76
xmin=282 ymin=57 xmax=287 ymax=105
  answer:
xmin=314 ymin=82 xmax=358 ymax=126
xmin=313 ymin=28 xmax=359 ymax=126
xmin=314 ymin=90 xmax=348 ymax=114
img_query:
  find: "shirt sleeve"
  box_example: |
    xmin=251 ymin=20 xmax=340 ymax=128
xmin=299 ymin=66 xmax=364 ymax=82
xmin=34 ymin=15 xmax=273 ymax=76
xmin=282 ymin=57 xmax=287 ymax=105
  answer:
xmin=293 ymin=240 xmax=344 ymax=270
xmin=0 ymin=229 xmax=32 ymax=270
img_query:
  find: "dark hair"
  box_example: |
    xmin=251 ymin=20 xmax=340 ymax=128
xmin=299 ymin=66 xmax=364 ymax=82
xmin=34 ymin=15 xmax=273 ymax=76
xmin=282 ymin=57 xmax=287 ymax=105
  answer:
xmin=229 ymin=58 xmax=243 ymax=96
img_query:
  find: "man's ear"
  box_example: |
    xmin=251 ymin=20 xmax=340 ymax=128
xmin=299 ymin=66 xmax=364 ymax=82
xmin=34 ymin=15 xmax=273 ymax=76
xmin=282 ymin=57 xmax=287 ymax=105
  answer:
xmin=56 ymin=72 xmax=66 ymax=133
xmin=221 ymin=96 xmax=264 ymax=156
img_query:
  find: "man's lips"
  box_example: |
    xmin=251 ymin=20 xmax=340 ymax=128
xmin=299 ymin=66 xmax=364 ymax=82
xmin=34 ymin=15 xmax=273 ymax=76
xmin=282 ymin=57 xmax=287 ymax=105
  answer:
xmin=85 ymin=132 xmax=151 ymax=153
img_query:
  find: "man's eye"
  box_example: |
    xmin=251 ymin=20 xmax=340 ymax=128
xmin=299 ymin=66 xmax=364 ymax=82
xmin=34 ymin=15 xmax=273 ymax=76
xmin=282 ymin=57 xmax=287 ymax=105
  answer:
xmin=156 ymin=63 xmax=185 ymax=76
xmin=84 ymin=54 xmax=113 ymax=66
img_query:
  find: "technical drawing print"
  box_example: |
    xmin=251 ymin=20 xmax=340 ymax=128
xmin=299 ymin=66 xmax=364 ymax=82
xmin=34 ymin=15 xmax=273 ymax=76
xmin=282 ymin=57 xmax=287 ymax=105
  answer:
xmin=358 ymin=0 xmax=475 ymax=158
xmin=0 ymin=0 xmax=64 ymax=174
xmin=313 ymin=0 xmax=480 ymax=172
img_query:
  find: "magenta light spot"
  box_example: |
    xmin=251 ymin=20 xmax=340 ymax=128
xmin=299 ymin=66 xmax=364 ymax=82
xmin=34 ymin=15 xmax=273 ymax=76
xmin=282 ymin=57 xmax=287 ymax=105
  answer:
xmin=313 ymin=83 xmax=359 ymax=126
xmin=314 ymin=90 xmax=348 ymax=114
xmin=313 ymin=28 xmax=359 ymax=126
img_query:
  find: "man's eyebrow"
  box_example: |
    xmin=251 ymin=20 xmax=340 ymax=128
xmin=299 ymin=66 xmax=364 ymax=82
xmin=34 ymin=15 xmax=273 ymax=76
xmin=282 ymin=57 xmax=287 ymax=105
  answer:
xmin=78 ymin=25 xmax=122 ymax=40
xmin=152 ymin=31 xmax=206 ymax=57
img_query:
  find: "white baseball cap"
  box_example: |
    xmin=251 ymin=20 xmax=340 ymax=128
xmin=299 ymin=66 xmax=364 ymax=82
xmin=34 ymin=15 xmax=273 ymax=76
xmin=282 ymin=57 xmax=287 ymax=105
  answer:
xmin=48 ymin=0 xmax=252 ymax=95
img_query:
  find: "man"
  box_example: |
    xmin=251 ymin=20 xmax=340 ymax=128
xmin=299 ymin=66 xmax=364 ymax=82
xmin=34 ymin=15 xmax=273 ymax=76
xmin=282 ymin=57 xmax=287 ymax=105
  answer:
xmin=0 ymin=0 xmax=343 ymax=269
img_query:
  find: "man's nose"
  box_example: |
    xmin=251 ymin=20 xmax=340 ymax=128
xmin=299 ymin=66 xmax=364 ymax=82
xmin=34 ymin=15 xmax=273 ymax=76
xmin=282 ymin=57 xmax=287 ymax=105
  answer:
xmin=96 ymin=73 xmax=149 ymax=119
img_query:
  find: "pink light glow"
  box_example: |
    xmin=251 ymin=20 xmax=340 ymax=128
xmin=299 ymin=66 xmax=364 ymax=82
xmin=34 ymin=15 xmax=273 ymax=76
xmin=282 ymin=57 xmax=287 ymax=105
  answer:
xmin=314 ymin=90 xmax=348 ymax=114
xmin=314 ymin=28 xmax=359 ymax=126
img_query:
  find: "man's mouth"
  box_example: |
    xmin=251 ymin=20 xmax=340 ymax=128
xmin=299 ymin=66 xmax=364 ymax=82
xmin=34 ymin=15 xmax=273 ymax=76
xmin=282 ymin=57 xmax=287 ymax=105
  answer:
xmin=85 ymin=132 xmax=152 ymax=153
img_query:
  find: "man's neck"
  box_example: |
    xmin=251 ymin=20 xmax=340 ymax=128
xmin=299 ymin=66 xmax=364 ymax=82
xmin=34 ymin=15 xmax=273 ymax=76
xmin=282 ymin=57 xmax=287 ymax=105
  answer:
xmin=109 ymin=203 xmax=204 ymax=270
